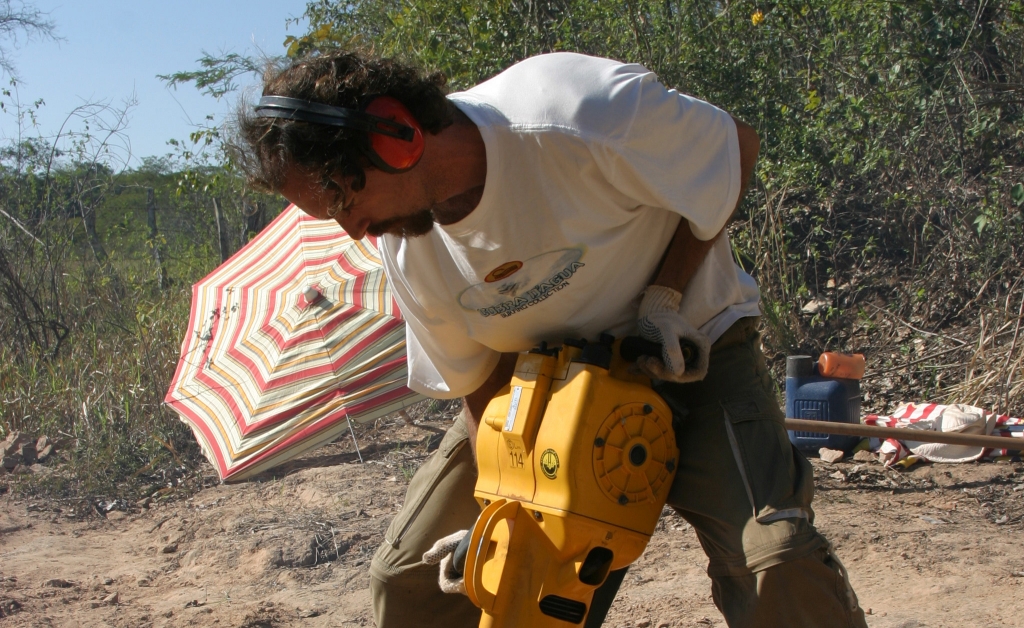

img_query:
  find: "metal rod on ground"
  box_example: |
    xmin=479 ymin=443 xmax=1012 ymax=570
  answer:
xmin=785 ymin=418 xmax=1024 ymax=451
xmin=346 ymin=415 xmax=364 ymax=463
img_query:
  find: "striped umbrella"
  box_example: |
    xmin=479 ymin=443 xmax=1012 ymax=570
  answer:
xmin=164 ymin=204 xmax=424 ymax=482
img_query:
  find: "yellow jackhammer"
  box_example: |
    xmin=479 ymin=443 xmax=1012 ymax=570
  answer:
xmin=453 ymin=335 xmax=691 ymax=627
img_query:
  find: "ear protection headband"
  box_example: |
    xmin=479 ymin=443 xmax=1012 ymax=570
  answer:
xmin=254 ymin=95 xmax=425 ymax=173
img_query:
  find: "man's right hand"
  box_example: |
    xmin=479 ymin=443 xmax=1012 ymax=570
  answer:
xmin=636 ymin=285 xmax=710 ymax=383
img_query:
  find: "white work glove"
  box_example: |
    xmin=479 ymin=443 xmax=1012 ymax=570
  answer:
xmin=422 ymin=530 xmax=469 ymax=596
xmin=636 ymin=285 xmax=711 ymax=383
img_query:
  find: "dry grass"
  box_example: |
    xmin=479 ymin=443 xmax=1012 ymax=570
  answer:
xmin=945 ymin=285 xmax=1024 ymax=413
xmin=0 ymin=281 xmax=201 ymax=497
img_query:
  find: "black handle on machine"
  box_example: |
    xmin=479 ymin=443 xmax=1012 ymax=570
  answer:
xmin=619 ymin=336 xmax=700 ymax=371
xmin=450 ymin=531 xmax=472 ymax=579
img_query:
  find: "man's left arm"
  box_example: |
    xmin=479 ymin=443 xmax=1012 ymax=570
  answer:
xmin=650 ymin=117 xmax=760 ymax=294
xmin=635 ymin=116 xmax=759 ymax=382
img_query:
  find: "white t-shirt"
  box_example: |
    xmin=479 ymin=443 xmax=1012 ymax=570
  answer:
xmin=381 ymin=53 xmax=761 ymax=398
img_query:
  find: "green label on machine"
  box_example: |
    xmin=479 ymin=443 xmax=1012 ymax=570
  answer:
xmin=540 ymin=449 xmax=560 ymax=479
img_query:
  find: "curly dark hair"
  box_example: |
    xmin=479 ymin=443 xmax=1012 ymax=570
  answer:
xmin=229 ymin=50 xmax=456 ymax=194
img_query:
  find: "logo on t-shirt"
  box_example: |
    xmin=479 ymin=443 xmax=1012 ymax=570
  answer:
xmin=485 ymin=261 xmax=523 ymax=283
xmin=458 ymin=248 xmax=585 ymax=318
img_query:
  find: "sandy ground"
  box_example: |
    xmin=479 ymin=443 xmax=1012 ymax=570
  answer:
xmin=3 ymin=409 xmax=1024 ymax=628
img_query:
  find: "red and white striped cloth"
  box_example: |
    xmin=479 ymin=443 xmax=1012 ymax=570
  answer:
xmin=864 ymin=402 xmax=1024 ymax=467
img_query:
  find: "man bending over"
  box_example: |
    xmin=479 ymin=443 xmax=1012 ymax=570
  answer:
xmin=231 ymin=49 xmax=867 ymax=628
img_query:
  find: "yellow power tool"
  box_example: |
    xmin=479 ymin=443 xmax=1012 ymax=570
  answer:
xmin=459 ymin=335 xmax=683 ymax=626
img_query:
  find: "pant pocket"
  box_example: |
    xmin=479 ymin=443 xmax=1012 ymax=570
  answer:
xmin=721 ymin=395 xmax=814 ymax=524
xmin=384 ymin=418 xmax=471 ymax=548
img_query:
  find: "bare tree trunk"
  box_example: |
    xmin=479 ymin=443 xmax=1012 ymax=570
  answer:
xmin=242 ymin=200 xmax=267 ymax=245
xmin=212 ymin=197 xmax=231 ymax=264
xmin=146 ymin=188 xmax=166 ymax=290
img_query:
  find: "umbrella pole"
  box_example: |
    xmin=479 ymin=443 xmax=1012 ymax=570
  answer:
xmin=347 ymin=415 xmax=364 ymax=463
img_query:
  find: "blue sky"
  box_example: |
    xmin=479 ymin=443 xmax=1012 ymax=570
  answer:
xmin=0 ymin=1 xmax=307 ymax=168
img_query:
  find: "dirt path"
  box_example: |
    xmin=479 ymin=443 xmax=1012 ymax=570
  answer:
xmin=3 ymin=413 xmax=1024 ymax=627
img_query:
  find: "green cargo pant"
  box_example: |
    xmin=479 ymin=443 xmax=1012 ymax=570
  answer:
xmin=369 ymin=318 xmax=868 ymax=627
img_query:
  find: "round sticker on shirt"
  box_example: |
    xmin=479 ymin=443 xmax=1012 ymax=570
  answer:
xmin=485 ymin=261 xmax=523 ymax=283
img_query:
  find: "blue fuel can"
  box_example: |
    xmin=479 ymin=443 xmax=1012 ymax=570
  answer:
xmin=785 ymin=355 xmax=862 ymax=453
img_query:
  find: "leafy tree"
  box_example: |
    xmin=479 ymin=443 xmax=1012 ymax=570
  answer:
xmin=160 ymin=52 xmax=265 ymax=99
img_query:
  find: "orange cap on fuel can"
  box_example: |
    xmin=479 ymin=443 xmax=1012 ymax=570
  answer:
xmin=817 ymin=352 xmax=865 ymax=380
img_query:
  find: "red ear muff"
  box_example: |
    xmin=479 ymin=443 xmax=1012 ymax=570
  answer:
xmin=363 ymin=96 xmax=424 ymax=173
xmin=253 ymin=94 xmax=425 ymax=174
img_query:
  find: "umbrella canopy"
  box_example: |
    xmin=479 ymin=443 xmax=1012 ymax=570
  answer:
xmin=165 ymin=204 xmax=424 ymax=481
